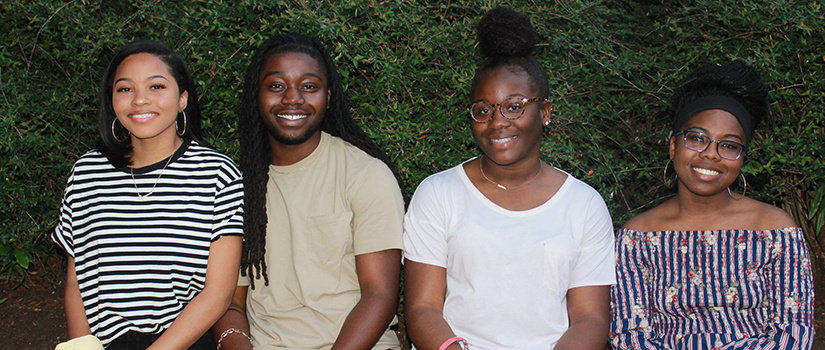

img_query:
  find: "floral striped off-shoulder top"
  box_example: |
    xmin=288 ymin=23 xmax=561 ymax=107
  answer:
xmin=610 ymin=227 xmax=814 ymax=349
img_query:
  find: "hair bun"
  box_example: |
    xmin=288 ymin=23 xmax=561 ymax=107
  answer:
xmin=477 ymin=6 xmax=537 ymax=59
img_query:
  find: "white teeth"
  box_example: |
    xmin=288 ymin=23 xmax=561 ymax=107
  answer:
xmin=491 ymin=136 xmax=516 ymax=144
xmin=693 ymin=167 xmax=719 ymax=176
xmin=278 ymin=114 xmax=308 ymax=120
xmin=130 ymin=113 xmax=155 ymax=119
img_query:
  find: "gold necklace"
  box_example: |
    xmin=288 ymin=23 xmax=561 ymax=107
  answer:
xmin=131 ymin=155 xmax=174 ymax=200
xmin=478 ymin=155 xmax=542 ymax=190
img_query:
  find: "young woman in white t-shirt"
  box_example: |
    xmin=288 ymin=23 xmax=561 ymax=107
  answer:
xmin=403 ymin=6 xmax=615 ymax=350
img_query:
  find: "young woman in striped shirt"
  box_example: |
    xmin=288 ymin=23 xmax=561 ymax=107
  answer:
xmin=610 ymin=62 xmax=813 ymax=349
xmin=53 ymin=40 xmax=244 ymax=349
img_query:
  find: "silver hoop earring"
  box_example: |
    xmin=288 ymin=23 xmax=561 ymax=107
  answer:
xmin=176 ymin=111 xmax=187 ymax=137
xmin=663 ymin=159 xmax=677 ymax=188
xmin=728 ymin=173 xmax=747 ymax=200
xmin=112 ymin=118 xmax=128 ymax=143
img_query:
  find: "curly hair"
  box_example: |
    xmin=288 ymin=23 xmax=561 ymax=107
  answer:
xmin=238 ymin=33 xmax=405 ymax=288
xmin=671 ymin=62 xmax=769 ymax=142
xmin=471 ymin=6 xmax=550 ymax=99
xmin=97 ymin=40 xmax=208 ymax=166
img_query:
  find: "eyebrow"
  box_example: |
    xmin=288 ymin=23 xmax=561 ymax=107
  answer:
xmin=686 ymin=127 xmax=744 ymax=141
xmin=114 ymin=75 xmax=170 ymax=84
xmin=470 ymin=94 xmax=529 ymax=104
xmin=261 ymin=71 xmax=324 ymax=80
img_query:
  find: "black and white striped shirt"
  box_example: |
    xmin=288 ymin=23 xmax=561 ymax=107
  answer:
xmin=52 ymin=140 xmax=244 ymax=345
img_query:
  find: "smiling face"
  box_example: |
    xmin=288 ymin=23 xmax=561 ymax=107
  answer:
xmin=670 ymin=109 xmax=746 ymax=197
xmin=112 ymin=53 xmax=187 ymax=145
xmin=258 ymin=51 xmax=330 ymax=147
xmin=469 ymin=66 xmax=551 ymax=167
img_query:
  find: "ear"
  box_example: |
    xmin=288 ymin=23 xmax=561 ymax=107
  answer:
xmin=178 ymin=90 xmax=189 ymax=111
xmin=669 ymin=136 xmax=676 ymax=159
xmin=540 ymin=99 xmax=552 ymax=126
xmin=326 ymin=88 xmax=331 ymax=109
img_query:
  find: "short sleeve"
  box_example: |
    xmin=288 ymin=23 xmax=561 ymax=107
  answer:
xmin=51 ymin=165 xmax=76 ymax=257
xmin=568 ymin=186 xmax=616 ymax=288
xmin=211 ymin=161 xmax=244 ymax=241
xmin=402 ymin=176 xmax=449 ymax=268
xmin=349 ymin=159 xmax=404 ymax=255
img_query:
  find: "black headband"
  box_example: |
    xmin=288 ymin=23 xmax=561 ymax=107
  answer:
xmin=673 ymin=95 xmax=753 ymax=140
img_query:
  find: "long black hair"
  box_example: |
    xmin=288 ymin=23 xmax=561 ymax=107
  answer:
xmin=97 ymin=40 xmax=207 ymax=167
xmin=471 ymin=6 xmax=550 ymax=99
xmin=238 ymin=33 xmax=404 ymax=287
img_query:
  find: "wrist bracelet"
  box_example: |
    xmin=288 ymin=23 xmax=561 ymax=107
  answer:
xmin=217 ymin=327 xmax=252 ymax=350
xmin=438 ymin=336 xmax=469 ymax=350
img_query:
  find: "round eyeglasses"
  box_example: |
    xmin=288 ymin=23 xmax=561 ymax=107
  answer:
xmin=674 ymin=130 xmax=747 ymax=160
xmin=468 ymin=96 xmax=545 ymax=123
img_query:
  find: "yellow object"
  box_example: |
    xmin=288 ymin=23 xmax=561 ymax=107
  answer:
xmin=54 ymin=334 xmax=104 ymax=350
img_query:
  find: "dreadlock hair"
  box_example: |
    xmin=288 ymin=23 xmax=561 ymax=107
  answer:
xmin=238 ymin=32 xmax=405 ymax=288
xmin=97 ymin=40 xmax=208 ymax=167
xmin=671 ymin=62 xmax=769 ymax=143
xmin=471 ymin=6 xmax=550 ymax=100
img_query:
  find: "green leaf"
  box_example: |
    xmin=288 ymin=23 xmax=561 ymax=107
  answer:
xmin=808 ymin=184 xmax=825 ymax=220
xmin=13 ymin=248 xmax=30 ymax=269
xmin=0 ymin=244 xmax=10 ymax=256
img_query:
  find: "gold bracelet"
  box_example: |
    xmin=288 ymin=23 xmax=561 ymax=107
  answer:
xmin=217 ymin=327 xmax=252 ymax=350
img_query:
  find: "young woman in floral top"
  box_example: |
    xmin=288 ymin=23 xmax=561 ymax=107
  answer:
xmin=610 ymin=62 xmax=813 ymax=349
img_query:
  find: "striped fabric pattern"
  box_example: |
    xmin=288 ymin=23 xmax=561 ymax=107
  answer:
xmin=610 ymin=227 xmax=813 ymax=350
xmin=52 ymin=140 xmax=244 ymax=345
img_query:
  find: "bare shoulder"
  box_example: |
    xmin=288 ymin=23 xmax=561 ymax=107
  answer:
xmin=740 ymin=197 xmax=797 ymax=230
xmin=622 ymin=200 xmax=677 ymax=232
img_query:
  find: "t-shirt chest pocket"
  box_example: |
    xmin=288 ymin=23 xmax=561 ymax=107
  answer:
xmin=307 ymin=211 xmax=354 ymax=266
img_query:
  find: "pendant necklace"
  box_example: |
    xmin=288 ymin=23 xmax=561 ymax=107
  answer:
xmin=479 ymin=155 xmax=543 ymax=190
xmin=131 ymin=155 xmax=174 ymax=200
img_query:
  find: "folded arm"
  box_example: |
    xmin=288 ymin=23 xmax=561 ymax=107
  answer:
xmin=148 ymin=235 xmax=243 ymax=349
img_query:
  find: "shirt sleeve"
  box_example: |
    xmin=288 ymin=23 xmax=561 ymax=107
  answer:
xmin=211 ymin=161 xmax=244 ymax=241
xmin=402 ymin=176 xmax=449 ymax=268
xmin=610 ymin=228 xmax=662 ymax=350
xmin=569 ymin=188 xmax=616 ymax=288
xmin=51 ymin=164 xmax=76 ymax=257
xmin=348 ymin=158 xmax=404 ymax=255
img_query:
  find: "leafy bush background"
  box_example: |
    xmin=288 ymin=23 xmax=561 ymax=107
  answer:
xmin=1 ymin=0 xmax=823 ymax=291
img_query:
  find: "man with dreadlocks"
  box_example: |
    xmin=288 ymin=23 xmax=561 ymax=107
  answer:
xmin=211 ymin=33 xmax=405 ymax=350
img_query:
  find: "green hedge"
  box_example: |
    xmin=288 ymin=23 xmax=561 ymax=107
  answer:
xmin=2 ymin=0 xmax=823 ymax=279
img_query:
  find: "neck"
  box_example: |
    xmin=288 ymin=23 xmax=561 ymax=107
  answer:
xmin=130 ymin=136 xmax=183 ymax=168
xmin=269 ymin=131 xmax=323 ymax=166
xmin=479 ymin=155 xmax=543 ymax=189
xmin=674 ymin=184 xmax=735 ymax=217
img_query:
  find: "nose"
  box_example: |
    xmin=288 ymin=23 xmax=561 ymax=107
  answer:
xmin=699 ymin=141 xmax=722 ymax=160
xmin=282 ymin=87 xmax=304 ymax=105
xmin=488 ymin=104 xmax=511 ymax=128
xmin=132 ymin=88 xmax=149 ymax=106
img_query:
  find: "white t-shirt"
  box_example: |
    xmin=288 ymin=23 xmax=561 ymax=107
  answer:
xmin=403 ymin=160 xmax=616 ymax=349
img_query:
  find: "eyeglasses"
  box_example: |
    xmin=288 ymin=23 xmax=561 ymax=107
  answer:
xmin=674 ymin=130 xmax=747 ymax=160
xmin=468 ymin=97 xmax=545 ymax=123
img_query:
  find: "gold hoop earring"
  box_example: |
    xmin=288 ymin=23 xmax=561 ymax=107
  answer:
xmin=176 ymin=111 xmax=187 ymax=137
xmin=728 ymin=173 xmax=747 ymax=200
xmin=112 ymin=118 xmax=128 ymax=142
xmin=663 ymin=159 xmax=677 ymax=188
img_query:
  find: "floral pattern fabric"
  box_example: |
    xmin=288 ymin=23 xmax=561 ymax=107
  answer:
xmin=610 ymin=227 xmax=813 ymax=349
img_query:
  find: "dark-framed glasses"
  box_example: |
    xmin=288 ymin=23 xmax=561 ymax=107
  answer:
xmin=468 ymin=97 xmax=545 ymax=123
xmin=674 ymin=130 xmax=747 ymax=160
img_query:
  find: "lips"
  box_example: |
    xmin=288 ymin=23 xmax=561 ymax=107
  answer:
xmin=277 ymin=114 xmax=308 ymax=120
xmin=491 ymin=135 xmax=517 ymax=144
xmin=129 ymin=112 xmax=158 ymax=121
xmin=692 ymin=167 xmax=720 ymax=176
